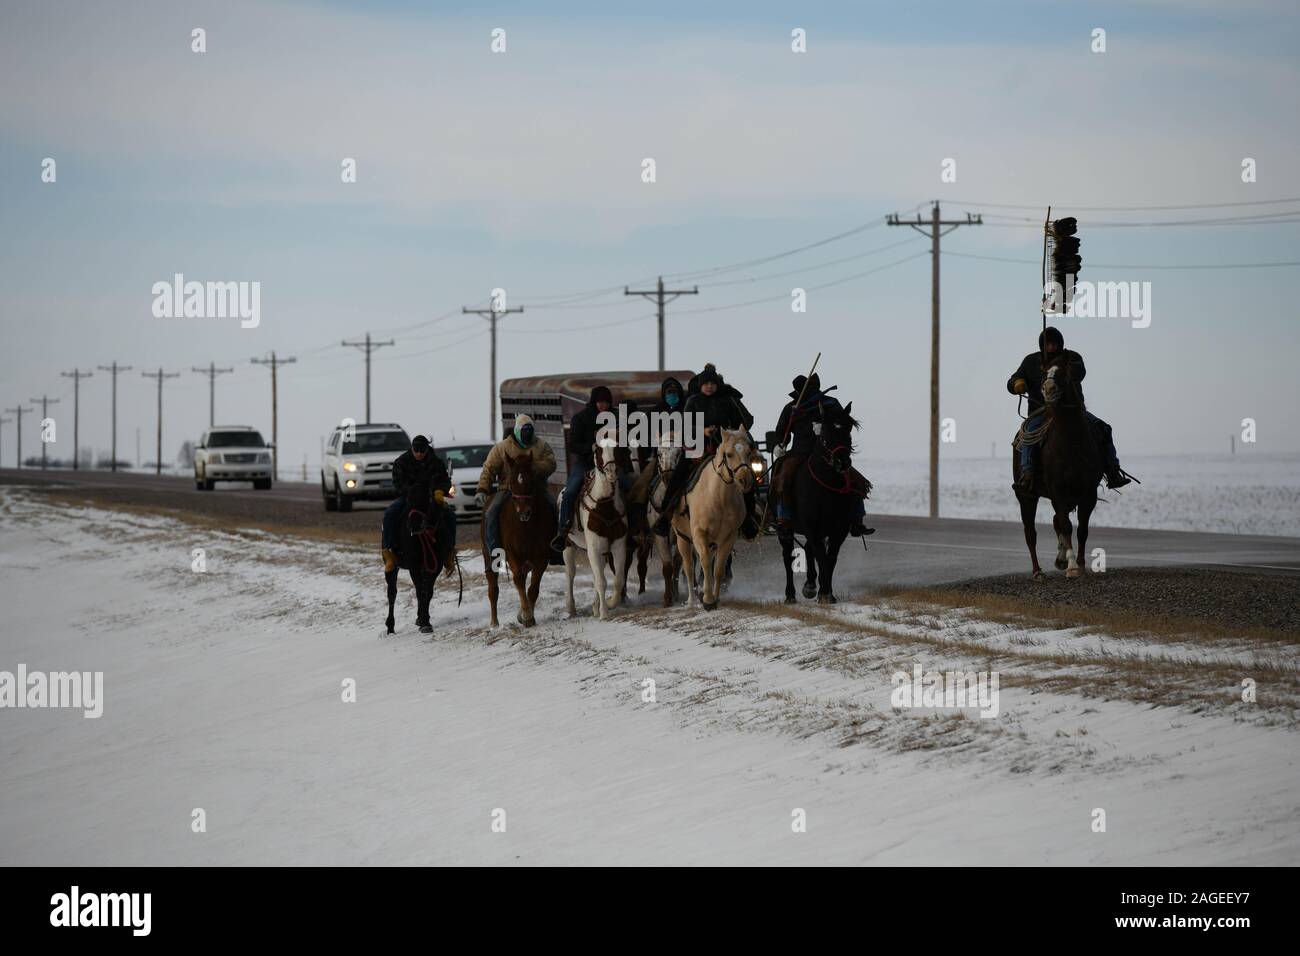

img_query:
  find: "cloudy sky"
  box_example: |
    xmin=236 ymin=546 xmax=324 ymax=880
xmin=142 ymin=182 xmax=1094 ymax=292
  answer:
xmin=2 ymin=0 xmax=1297 ymax=479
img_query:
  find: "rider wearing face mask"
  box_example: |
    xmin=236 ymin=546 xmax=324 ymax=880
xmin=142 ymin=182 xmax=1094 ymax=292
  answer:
xmin=477 ymin=414 xmax=558 ymax=556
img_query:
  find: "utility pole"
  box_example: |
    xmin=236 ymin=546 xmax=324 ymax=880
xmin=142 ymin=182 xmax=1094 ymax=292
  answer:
xmin=341 ymin=333 xmax=394 ymax=424
xmin=625 ymin=276 xmax=699 ymax=371
xmin=0 ymin=416 xmax=10 ymax=468
xmin=97 ymin=361 xmax=133 ymax=471
xmin=3 ymin=408 xmax=31 ymax=468
xmin=463 ymin=303 xmax=523 ymax=438
xmin=60 ymin=369 xmax=93 ymax=470
xmin=192 ymin=362 xmax=234 ymax=427
xmin=251 ymin=351 xmax=296 ymax=480
xmin=28 ymin=394 xmax=61 ymax=469
xmin=886 ymin=201 xmax=982 ymax=518
xmin=141 ymin=369 xmax=180 ymax=476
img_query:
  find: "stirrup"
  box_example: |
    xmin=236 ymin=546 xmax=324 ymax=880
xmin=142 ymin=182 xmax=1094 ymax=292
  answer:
xmin=382 ymin=548 xmax=397 ymax=573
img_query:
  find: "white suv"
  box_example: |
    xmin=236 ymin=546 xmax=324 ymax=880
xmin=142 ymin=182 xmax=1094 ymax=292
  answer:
xmin=321 ymin=423 xmax=410 ymax=512
xmin=437 ymin=442 xmax=494 ymax=522
xmin=195 ymin=426 xmax=274 ymax=490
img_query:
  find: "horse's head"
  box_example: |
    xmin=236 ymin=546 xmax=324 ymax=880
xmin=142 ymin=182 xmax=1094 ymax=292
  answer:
xmin=593 ymin=435 xmax=620 ymax=483
xmin=507 ymin=457 xmax=538 ymax=522
xmin=717 ymin=427 xmax=757 ymax=490
xmin=1041 ymin=355 xmax=1081 ymax=410
xmin=655 ymin=435 xmax=683 ymax=475
xmin=818 ymin=401 xmax=858 ymax=473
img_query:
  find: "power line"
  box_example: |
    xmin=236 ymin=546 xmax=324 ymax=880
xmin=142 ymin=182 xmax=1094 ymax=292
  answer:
xmin=942 ymin=196 xmax=1300 ymax=212
xmin=341 ymin=333 xmax=395 ymax=424
xmin=662 ymin=218 xmax=887 ymax=282
xmin=942 ymin=250 xmax=1300 ymax=269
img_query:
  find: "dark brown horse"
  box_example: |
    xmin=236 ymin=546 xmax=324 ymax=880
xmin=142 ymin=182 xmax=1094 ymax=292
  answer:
xmin=1013 ymin=354 xmax=1104 ymax=579
xmin=482 ymin=455 xmax=557 ymax=627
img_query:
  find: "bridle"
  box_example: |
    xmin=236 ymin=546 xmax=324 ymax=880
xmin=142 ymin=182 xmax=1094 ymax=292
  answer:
xmin=583 ymin=442 xmax=621 ymax=508
xmin=712 ymin=433 xmax=755 ymax=489
xmin=509 ymin=465 xmax=536 ymax=521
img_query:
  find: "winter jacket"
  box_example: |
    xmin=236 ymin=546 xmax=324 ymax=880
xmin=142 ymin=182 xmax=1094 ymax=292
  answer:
xmin=683 ymin=387 xmax=755 ymax=434
xmin=1007 ymin=350 xmax=1086 ymax=414
xmin=392 ymin=449 xmax=452 ymax=498
xmin=477 ymin=434 xmax=557 ymax=493
xmin=775 ymin=390 xmax=842 ymax=456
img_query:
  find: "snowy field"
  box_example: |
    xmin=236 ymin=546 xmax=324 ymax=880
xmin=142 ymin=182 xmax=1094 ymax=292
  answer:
xmin=1 ymin=487 xmax=1297 ymax=866
xmin=863 ymin=452 xmax=1300 ymax=537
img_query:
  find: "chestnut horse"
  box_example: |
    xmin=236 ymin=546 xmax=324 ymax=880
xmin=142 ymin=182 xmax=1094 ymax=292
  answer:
xmin=482 ymin=455 xmax=557 ymax=627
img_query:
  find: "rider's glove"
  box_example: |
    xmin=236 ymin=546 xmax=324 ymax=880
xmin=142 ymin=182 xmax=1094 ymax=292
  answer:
xmin=1012 ymin=378 xmax=1027 ymax=394
xmin=434 ymin=490 xmax=445 ymax=505
xmin=474 ymin=492 xmax=486 ymax=509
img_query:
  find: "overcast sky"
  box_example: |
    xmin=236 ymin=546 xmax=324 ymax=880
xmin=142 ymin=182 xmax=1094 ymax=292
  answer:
xmin=2 ymin=0 xmax=1298 ymax=478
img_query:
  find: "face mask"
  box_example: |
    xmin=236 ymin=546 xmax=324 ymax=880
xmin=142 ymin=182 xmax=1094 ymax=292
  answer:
xmin=515 ymin=425 xmax=535 ymax=446
xmin=666 ymin=392 xmax=680 ymax=408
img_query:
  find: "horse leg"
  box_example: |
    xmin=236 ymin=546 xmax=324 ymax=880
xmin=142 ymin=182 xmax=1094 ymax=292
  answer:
xmin=656 ymin=533 xmax=675 ymax=607
xmin=804 ymin=536 xmax=826 ymax=601
xmin=485 ymin=561 xmax=500 ymax=627
xmin=1018 ymin=492 xmax=1043 ymax=579
xmin=608 ymin=536 xmax=628 ymax=610
xmin=819 ymin=529 xmax=847 ymax=604
xmin=525 ymin=562 xmax=543 ymax=626
xmin=709 ymin=535 xmax=735 ymax=610
xmin=694 ymin=530 xmax=717 ymax=610
xmin=637 ymin=534 xmax=650 ymax=594
xmin=415 ymin=569 xmax=433 ymax=633
xmin=1076 ymin=496 xmax=1095 ymax=576
xmin=385 ymin=567 xmax=398 ymax=634
xmin=1057 ymin=504 xmax=1080 ymax=577
xmin=677 ymin=528 xmax=699 ymax=609
xmin=588 ymin=534 xmax=609 ymax=620
xmin=563 ymin=543 xmax=579 ymax=617
xmin=509 ymin=556 xmax=532 ymax=626
xmin=779 ymin=530 xmax=797 ymax=603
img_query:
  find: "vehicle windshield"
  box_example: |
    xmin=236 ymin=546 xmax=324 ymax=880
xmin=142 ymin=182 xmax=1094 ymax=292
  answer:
xmin=208 ymin=431 xmax=265 ymax=448
xmin=440 ymin=445 xmax=492 ymax=469
xmin=342 ymin=430 xmax=410 ymax=454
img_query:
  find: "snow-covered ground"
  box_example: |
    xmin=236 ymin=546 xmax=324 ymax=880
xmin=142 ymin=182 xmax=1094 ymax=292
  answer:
xmin=1 ymin=488 xmax=1296 ymax=865
xmin=864 ymin=452 xmax=1300 ymax=536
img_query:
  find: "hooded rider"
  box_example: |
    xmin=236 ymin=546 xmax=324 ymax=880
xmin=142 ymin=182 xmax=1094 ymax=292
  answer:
xmin=477 ymin=414 xmax=558 ymax=555
xmin=653 ymin=364 xmax=760 ymax=539
xmin=382 ymin=435 xmax=454 ymax=572
xmin=771 ymin=373 xmax=873 ymax=537
xmin=1009 ymin=326 xmax=1131 ymax=490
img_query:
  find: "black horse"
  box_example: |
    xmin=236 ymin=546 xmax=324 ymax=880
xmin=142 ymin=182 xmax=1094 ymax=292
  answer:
xmin=385 ymin=480 xmax=456 ymax=634
xmin=777 ymin=401 xmax=869 ymax=604
xmin=1013 ymin=354 xmax=1103 ymax=579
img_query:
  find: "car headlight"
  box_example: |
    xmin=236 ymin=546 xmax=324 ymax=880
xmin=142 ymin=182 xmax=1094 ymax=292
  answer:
xmin=445 ymin=486 xmax=457 ymax=498
xmin=258 ymin=452 xmax=271 ymax=464
xmin=342 ymin=461 xmax=359 ymax=473
xmin=750 ymin=460 xmax=764 ymax=474
xmin=345 ymin=478 xmax=357 ymax=489
xmin=208 ymin=453 xmax=222 ymax=465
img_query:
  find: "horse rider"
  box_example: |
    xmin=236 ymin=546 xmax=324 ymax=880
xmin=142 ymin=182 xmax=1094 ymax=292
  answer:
xmin=550 ymin=385 xmax=615 ymax=556
xmin=382 ymin=434 xmax=454 ymax=572
xmin=771 ymin=373 xmax=874 ymax=537
xmin=477 ymin=414 xmax=558 ymax=556
xmin=653 ymin=364 xmax=761 ymax=539
xmin=1008 ymin=326 xmax=1131 ymax=491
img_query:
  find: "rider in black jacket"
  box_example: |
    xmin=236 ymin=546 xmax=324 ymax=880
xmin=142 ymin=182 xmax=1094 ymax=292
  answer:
xmin=382 ymin=435 xmax=453 ymax=571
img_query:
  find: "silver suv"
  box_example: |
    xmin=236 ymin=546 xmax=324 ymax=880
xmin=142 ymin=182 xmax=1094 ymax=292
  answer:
xmin=195 ymin=426 xmax=273 ymax=490
xmin=321 ymin=423 xmax=410 ymax=512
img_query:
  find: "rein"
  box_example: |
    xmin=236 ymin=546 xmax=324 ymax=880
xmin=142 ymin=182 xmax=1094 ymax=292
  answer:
xmin=805 ymin=444 xmax=855 ymax=495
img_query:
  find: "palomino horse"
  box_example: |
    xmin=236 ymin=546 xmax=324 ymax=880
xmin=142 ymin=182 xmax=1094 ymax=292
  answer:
xmin=385 ymin=479 xmax=455 ymax=635
xmin=1013 ymin=356 xmax=1104 ymax=579
xmin=642 ymin=438 xmax=684 ymax=606
xmin=563 ymin=439 xmax=628 ymax=620
xmin=777 ymin=401 xmax=868 ymax=604
xmin=482 ymin=455 xmax=557 ymax=627
xmin=673 ymin=427 xmax=755 ymax=610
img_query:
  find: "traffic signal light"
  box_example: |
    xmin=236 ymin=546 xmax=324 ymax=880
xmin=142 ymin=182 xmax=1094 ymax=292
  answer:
xmin=1049 ymin=217 xmax=1082 ymax=309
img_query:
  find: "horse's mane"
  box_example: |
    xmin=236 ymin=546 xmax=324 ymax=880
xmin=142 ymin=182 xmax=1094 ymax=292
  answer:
xmin=825 ymin=401 xmax=860 ymax=431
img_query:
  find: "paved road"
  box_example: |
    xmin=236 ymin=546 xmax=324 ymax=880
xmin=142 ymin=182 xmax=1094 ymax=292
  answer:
xmin=4 ymin=468 xmax=1299 ymax=590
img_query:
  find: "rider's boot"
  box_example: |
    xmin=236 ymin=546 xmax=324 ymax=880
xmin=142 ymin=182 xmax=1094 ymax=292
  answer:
xmin=740 ymin=490 xmax=760 ymax=541
xmin=382 ymin=548 xmax=397 ymax=573
xmin=1105 ymin=468 xmax=1132 ymax=490
xmin=1015 ymin=461 xmax=1034 ymax=492
xmin=849 ymin=516 xmax=875 ymax=537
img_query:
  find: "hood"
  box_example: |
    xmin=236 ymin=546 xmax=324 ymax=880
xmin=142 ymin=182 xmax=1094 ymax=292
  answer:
xmin=660 ymin=377 xmax=684 ymax=401
xmin=588 ymin=385 xmax=613 ymax=408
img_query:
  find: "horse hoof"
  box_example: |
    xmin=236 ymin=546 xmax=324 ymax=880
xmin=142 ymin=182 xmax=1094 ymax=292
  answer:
xmin=1066 ymin=568 xmax=1081 ymax=578
xmin=703 ymin=600 xmax=718 ymax=611
xmin=385 ymin=625 xmax=395 ymax=635
xmin=802 ymin=584 xmax=817 ymax=599
xmin=818 ymin=594 xmax=836 ymax=605
xmin=1054 ymin=558 xmax=1068 ymax=571
xmin=1031 ymin=571 xmax=1045 ymax=581
xmin=419 ymin=624 xmax=434 ymax=634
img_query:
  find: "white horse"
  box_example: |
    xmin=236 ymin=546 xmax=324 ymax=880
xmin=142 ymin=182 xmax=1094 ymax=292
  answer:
xmin=643 ymin=438 xmax=684 ymax=607
xmin=563 ymin=438 xmax=628 ymax=620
